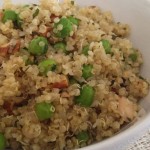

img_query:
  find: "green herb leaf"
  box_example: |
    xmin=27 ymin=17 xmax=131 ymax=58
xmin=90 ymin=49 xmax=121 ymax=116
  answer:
xmin=82 ymin=45 xmax=90 ymax=56
xmin=75 ymin=85 xmax=95 ymax=107
xmin=68 ymin=16 xmax=80 ymax=26
xmin=33 ymin=8 xmax=39 ymax=18
xmin=101 ymin=39 xmax=111 ymax=54
xmin=129 ymin=53 xmax=138 ymax=62
xmin=76 ymin=131 xmax=89 ymax=144
xmin=71 ymin=1 xmax=74 ymax=5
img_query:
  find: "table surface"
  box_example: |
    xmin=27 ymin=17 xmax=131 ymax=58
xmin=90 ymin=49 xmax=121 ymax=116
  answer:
xmin=126 ymin=129 xmax=150 ymax=150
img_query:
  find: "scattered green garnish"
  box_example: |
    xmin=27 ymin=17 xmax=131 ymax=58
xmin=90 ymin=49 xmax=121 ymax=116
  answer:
xmin=82 ymin=45 xmax=90 ymax=56
xmin=54 ymin=42 xmax=67 ymax=54
xmin=38 ymin=59 xmax=57 ymax=75
xmin=129 ymin=53 xmax=138 ymax=62
xmin=101 ymin=39 xmax=111 ymax=54
xmin=76 ymin=131 xmax=89 ymax=144
xmin=82 ymin=64 xmax=93 ymax=80
xmin=0 ymin=133 xmax=6 ymax=150
xmin=68 ymin=16 xmax=80 ymax=26
xmin=33 ymin=8 xmax=39 ymax=18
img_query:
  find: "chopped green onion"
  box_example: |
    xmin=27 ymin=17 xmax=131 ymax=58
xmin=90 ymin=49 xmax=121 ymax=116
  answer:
xmin=76 ymin=131 xmax=89 ymax=144
xmin=0 ymin=133 xmax=6 ymax=150
xmin=54 ymin=42 xmax=67 ymax=54
xmin=101 ymin=39 xmax=111 ymax=54
xmin=15 ymin=15 xmax=23 ymax=29
xmin=82 ymin=64 xmax=93 ymax=80
xmin=33 ymin=8 xmax=39 ymax=18
xmin=129 ymin=53 xmax=137 ymax=62
xmin=68 ymin=16 xmax=80 ymax=26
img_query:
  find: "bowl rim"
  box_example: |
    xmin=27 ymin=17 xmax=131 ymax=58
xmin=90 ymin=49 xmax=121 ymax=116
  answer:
xmin=80 ymin=114 xmax=150 ymax=150
xmin=0 ymin=0 xmax=150 ymax=150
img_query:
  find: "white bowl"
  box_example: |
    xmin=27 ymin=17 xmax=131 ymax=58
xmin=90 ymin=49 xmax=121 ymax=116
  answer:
xmin=1 ymin=0 xmax=150 ymax=150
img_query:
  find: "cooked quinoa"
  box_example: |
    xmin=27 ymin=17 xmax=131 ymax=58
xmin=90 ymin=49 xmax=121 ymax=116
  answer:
xmin=0 ymin=0 xmax=149 ymax=149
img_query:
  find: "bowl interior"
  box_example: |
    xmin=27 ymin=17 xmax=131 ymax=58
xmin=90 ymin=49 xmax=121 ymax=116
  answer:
xmin=77 ymin=1 xmax=150 ymax=149
xmin=0 ymin=0 xmax=150 ymax=150
xmin=77 ymin=0 xmax=150 ymax=111
xmin=78 ymin=1 xmax=150 ymax=149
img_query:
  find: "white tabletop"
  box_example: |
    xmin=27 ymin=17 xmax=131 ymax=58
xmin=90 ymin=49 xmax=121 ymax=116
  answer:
xmin=126 ymin=129 xmax=150 ymax=150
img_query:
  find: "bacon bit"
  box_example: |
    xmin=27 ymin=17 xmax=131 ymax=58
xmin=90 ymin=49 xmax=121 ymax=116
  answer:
xmin=3 ymin=101 xmax=14 ymax=115
xmin=61 ymin=92 xmax=70 ymax=98
xmin=52 ymin=77 xmax=69 ymax=89
xmin=12 ymin=41 xmax=21 ymax=53
xmin=0 ymin=44 xmax=9 ymax=56
xmin=0 ymin=41 xmax=21 ymax=57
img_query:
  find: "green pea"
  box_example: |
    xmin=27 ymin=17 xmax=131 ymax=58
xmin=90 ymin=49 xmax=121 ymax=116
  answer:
xmin=76 ymin=131 xmax=89 ymax=144
xmin=35 ymin=102 xmax=55 ymax=121
xmin=2 ymin=10 xmax=22 ymax=29
xmin=0 ymin=133 xmax=6 ymax=150
xmin=68 ymin=16 xmax=80 ymax=26
xmin=82 ymin=45 xmax=90 ymax=56
xmin=2 ymin=10 xmax=17 ymax=23
xmin=129 ymin=53 xmax=137 ymax=62
xmin=28 ymin=36 xmax=48 ymax=55
xmin=74 ymin=85 xmax=95 ymax=107
xmin=54 ymin=42 xmax=67 ymax=54
xmin=101 ymin=39 xmax=111 ymax=54
xmin=38 ymin=59 xmax=57 ymax=75
xmin=82 ymin=64 xmax=93 ymax=80
xmin=33 ymin=8 xmax=39 ymax=18
xmin=54 ymin=18 xmax=73 ymax=38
